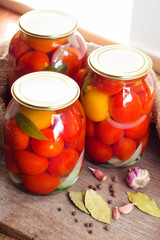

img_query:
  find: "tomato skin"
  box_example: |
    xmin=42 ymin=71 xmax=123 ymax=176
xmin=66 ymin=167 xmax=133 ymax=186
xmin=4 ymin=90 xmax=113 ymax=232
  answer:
xmin=125 ymin=115 xmax=151 ymax=139
xmin=112 ymin=137 xmax=137 ymax=161
xmin=54 ymin=108 xmax=82 ymax=142
xmin=109 ymin=90 xmax=142 ymax=123
xmin=19 ymin=106 xmax=55 ymax=130
xmin=85 ymin=137 xmax=113 ymax=163
xmin=23 ymin=172 xmax=60 ymax=194
xmin=51 ymin=47 xmax=82 ymax=76
xmin=124 ymin=76 xmax=146 ymax=93
xmin=74 ymin=68 xmax=89 ymax=89
xmin=5 ymin=119 xmax=30 ymax=151
xmin=48 ymin=148 xmax=79 ymax=177
xmin=18 ymin=50 xmax=49 ymax=74
xmin=81 ymin=86 xmax=110 ymax=122
xmin=86 ymin=118 xmax=96 ymax=137
xmin=91 ymin=74 xmax=124 ymax=95
xmin=64 ymin=101 xmax=86 ymax=152
xmin=31 ymin=128 xmax=64 ymax=158
xmin=5 ymin=144 xmax=19 ymax=174
xmin=24 ymin=34 xmax=67 ymax=53
xmin=96 ymin=120 xmax=124 ymax=145
xmin=137 ymin=90 xmax=154 ymax=115
xmin=65 ymin=117 xmax=85 ymax=152
xmin=9 ymin=31 xmax=31 ymax=60
xmin=14 ymin=150 xmax=48 ymax=175
xmin=73 ymin=100 xmax=86 ymax=119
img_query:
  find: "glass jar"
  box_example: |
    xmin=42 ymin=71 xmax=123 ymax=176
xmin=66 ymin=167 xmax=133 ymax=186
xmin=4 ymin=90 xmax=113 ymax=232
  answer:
xmin=81 ymin=45 xmax=154 ymax=168
xmin=4 ymin=71 xmax=86 ymax=194
xmin=8 ymin=10 xmax=88 ymax=90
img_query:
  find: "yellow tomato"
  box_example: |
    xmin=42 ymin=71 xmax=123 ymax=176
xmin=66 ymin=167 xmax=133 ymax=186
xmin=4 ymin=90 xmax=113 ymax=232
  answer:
xmin=81 ymin=86 xmax=110 ymax=122
xmin=19 ymin=106 xmax=55 ymax=130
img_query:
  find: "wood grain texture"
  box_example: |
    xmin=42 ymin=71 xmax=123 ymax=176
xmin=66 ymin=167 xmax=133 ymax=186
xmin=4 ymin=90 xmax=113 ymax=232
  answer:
xmin=0 ymin=123 xmax=160 ymax=240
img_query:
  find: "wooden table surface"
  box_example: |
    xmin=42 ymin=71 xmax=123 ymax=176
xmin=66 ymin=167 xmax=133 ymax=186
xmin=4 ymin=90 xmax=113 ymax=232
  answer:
xmin=0 ymin=6 xmax=160 ymax=240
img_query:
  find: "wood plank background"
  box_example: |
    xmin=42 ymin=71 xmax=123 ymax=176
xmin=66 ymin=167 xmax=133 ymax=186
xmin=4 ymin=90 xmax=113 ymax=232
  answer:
xmin=0 ymin=123 xmax=160 ymax=240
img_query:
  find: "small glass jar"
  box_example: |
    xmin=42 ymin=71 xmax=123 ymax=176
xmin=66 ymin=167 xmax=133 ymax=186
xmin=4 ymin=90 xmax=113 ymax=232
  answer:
xmin=8 ymin=10 xmax=88 ymax=90
xmin=81 ymin=45 xmax=154 ymax=168
xmin=4 ymin=71 xmax=86 ymax=194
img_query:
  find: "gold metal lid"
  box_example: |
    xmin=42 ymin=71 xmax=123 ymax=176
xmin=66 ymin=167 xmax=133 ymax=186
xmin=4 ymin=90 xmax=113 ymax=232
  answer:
xmin=19 ymin=10 xmax=78 ymax=39
xmin=11 ymin=72 xmax=80 ymax=110
xmin=88 ymin=45 xmax=153 ymax=80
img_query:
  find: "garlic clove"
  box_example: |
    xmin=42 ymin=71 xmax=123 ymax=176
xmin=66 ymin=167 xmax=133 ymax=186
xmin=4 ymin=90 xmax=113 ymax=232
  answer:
xmin=119 ymin=203 xmax=135 ymax=214
xmin=88 ymin=167 xmax=107 ymax=181
xmin=113 ymin=206 xmax=120 ymax=219
xmin=126 ymin=167 xmax=150 ymax=189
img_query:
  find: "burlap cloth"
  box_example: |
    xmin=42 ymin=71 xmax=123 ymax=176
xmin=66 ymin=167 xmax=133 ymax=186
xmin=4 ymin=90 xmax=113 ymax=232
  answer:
xmin=0 ymin=41 xmax=160 ymax=159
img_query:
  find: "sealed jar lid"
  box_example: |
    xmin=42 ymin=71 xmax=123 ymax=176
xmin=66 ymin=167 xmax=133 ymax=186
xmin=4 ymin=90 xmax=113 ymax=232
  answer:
xmin=11 ymin=71 xmax=80 ymax=110
xmin=88 ymin=45 xmax=153 ymax=80
xmin=19 ymin=10 xmax=78 ymax=39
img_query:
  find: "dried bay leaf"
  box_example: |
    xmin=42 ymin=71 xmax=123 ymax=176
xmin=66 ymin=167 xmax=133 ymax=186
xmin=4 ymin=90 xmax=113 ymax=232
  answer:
xmin=85 ymin=189 xmax=111 ymax=224
xmin=44 ymin=62 xmax=68 ymax=74
xmin=15 ymin=113 xmax=48 ymax=140
xmin=69 ymin=191 xmax=89 ymax=214
xmin=127 ymin=192 xmax=160 ymax=217
xmin=81 ymin=71 xmax=92 ymax=96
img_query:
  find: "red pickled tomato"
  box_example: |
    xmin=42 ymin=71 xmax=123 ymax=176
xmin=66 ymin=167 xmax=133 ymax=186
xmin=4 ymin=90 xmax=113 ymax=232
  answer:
xmin=124 ymin=76 xmax=146 ymax=93
xmin=91 ymin=74 xmax=124 ymax=95
xmin=23 ymin=172 xmax=60 ymax=195
xmin=74 ymin=68 xmax=89 ymax=89
xmin=51 ymin=47 xmax=82 ymax=76
xmin=5 ymin=144 xmax=19 ymax=174
xmin=112 ymin=137 xmax=137 ymax=161
xmin=96 ymin=120 xmax=124 ymax=145
xmin=54 ymin=108 xmax=82 ymax=142
xmin=14 ymin=150 xmax=48 ymax=175
xmin=125 ymin=115 xmax=151 ymax=139
xmin=85 ymin=137 xmax=113 ymax=163
xmin=73 ymin=100 xmax=86 ymax=119
xmin=18 ymin=50 xmax=49 ymax=74
xmin=65 ymin=118 xmax=86 ymax=152
xmin=9 ymin=31 xmax=31 ymax=60
xmin=31 ymin=128 xmax=64 ymax=158
xmin=48 ymin=148 xmax=79 ymax=177
xmin=5 ymin=119 xmax=30 ymax=151
xmin=109 ymin=90 xmax=142 ymax=123
xmin=86 ymin=118 xmax=96 ymax=137
xmin=138 ymin=90 xmax=154 ymax=115
xmin=64 ymin=101 xmax=86 ymax=152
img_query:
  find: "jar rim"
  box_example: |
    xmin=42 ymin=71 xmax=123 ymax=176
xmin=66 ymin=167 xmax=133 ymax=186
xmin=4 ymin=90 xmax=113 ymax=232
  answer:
xmin=88 ymin=45 xmax=153 ymax=80
xmin=18 ymin=9 xmax=78 ymax=39
xmin=11 ymin=72 xmax=80 ymax=111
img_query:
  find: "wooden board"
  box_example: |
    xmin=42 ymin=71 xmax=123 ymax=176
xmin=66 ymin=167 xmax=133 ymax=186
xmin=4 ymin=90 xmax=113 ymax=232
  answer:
xmin=0 ymin=122 xmax=160 ymax=240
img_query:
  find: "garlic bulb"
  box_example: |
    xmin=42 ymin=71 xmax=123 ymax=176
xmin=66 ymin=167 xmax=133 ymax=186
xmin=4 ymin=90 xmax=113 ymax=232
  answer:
xmin=126 ymin=167 xmax=150 ymax=189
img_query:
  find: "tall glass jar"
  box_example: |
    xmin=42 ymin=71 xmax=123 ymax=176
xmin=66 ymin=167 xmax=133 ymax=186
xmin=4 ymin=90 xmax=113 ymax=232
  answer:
xmin=4 ymin=72 xmax=86 ymax=194
xmin=8 ymin=10 xmax=88 ymax=90
xmin=81 ymin=45 xmax=154 ymax=168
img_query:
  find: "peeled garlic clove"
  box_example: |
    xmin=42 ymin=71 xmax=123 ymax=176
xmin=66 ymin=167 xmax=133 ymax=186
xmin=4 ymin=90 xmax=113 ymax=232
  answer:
xmin=126 ymin=167 xmax=150 ymax=189
xmin=119 ymin=203 xmax=135 ymax=214
xmin=113 ymin=206 xmax=120 ymax=219
xmin=88 ymin=167 xmax=107 ymax=181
